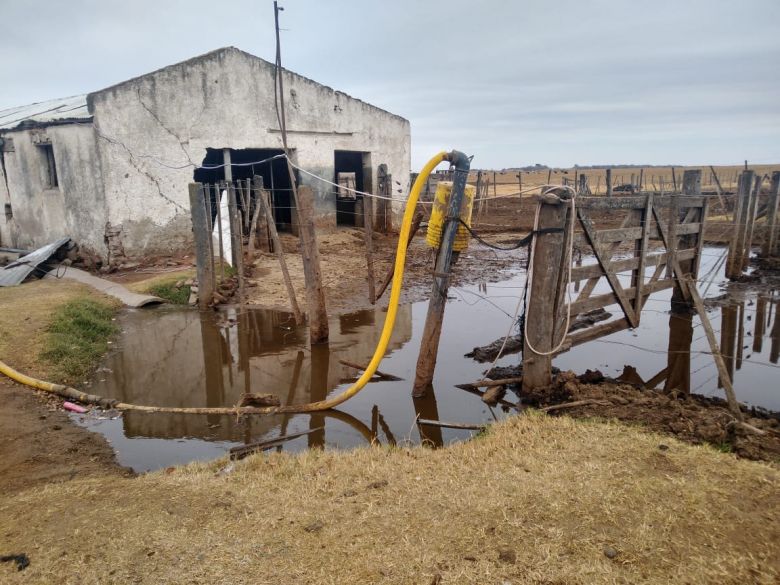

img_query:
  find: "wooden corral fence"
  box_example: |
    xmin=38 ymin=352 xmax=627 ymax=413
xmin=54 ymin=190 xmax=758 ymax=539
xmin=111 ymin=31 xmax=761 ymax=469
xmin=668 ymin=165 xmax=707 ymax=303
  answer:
xmin=522 ymin=170 xmax=709 ymax=389
xmin=188 ymin=177 xmax=304 ymax=322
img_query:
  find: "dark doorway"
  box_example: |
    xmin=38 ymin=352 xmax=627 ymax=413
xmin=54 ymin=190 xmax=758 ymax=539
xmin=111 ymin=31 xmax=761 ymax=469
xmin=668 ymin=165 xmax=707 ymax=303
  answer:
xmin=194 ymin=148 xmax=294 ymax=231
xmin=334 ymin=151 xmax=367 ymax=226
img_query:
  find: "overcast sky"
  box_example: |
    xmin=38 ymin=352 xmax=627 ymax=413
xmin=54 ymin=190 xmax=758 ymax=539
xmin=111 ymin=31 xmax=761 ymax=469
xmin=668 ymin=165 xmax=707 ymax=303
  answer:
xmin=1 ymin=0 xmax=778 ymax=169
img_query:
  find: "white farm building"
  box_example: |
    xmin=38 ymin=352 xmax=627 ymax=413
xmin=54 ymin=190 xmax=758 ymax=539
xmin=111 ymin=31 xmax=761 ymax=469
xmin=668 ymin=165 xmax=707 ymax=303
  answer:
xmin=0 ymin=47 xmax=411 ymax=261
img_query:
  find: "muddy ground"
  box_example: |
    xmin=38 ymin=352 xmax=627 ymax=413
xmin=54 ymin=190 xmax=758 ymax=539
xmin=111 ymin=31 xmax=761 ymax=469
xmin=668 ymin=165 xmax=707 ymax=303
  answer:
xmin=0 ymin=378 xmax=130 ymax=495
xmin=513 ymin=370 xmax=780 ymax=462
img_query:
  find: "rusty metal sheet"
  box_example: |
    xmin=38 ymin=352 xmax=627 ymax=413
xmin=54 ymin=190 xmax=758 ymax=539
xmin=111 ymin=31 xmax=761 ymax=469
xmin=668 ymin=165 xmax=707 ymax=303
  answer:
xmin=0 ymin=237 xmax=70 ymax=287
xmin=0 ymin=95 xmax=89 ymax=131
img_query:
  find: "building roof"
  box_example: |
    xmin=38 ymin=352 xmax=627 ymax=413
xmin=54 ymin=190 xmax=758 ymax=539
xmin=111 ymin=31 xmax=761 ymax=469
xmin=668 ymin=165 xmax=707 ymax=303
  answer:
xmin=0 ymin=95 xmax=90 ymax=132
xmin=0 ymin=46 xmax=408 ymax=133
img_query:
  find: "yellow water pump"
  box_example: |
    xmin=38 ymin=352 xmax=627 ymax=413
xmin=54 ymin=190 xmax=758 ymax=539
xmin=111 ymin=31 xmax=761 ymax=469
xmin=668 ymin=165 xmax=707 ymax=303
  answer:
xmin=425 ymin=181 xmax=475 ymax=251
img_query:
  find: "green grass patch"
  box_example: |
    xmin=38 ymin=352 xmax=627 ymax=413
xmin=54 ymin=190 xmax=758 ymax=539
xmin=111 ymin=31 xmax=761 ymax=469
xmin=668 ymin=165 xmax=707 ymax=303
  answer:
xmin=41 ymin=298 xmax=119 ymax=384
xmin=148 ymin=282 xmax=191 ymax=305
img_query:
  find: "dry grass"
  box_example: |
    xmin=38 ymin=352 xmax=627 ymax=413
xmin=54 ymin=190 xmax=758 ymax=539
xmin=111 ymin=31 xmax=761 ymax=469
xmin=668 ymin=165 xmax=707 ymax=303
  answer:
xmin=1 ymin=414 xmax=777 ymax=584
xmin=0 ymin=280 xmax=117 ymax=379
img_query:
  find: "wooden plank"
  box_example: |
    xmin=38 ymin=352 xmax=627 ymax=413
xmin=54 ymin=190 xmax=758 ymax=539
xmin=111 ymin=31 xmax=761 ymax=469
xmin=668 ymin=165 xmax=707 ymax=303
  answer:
xmin=684 ymin=276 xmax=743 ymax=420
xmin=593 ymin=225 xmax=643 ymax=243
xmin=577 ymin=196 xmax=646 ymax=210
xmin=634 ymin=193 xmax=653 ymax=316
xmin=562 ymin=317 xmax=631 ymax=351
xmin=577 ymin=209 xmax=639 ymax=327
xmin=570 ymin=279 xmax=675 ymax=315
xmin=570 ymin=248 xmax=696 ymax=282
xmin=654 ymin=195 xmax=705 ymax=209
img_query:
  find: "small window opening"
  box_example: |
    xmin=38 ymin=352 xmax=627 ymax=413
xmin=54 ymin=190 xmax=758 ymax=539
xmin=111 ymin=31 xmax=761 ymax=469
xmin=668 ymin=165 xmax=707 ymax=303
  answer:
xmin=39 ymin=144 xmax=58 ymax=188
xmin=4 ymin=203 xmax=12 ymax=220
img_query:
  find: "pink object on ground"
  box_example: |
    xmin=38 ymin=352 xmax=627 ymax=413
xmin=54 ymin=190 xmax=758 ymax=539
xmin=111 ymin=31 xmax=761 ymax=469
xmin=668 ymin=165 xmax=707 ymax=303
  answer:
xmin=63 ymin=401 xmax=88 ymax=414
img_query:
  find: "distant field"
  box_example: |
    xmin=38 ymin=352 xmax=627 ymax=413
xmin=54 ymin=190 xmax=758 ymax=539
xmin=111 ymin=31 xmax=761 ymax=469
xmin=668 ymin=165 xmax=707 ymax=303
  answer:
xmin=466 ymin=164 xmax=779 ymax=197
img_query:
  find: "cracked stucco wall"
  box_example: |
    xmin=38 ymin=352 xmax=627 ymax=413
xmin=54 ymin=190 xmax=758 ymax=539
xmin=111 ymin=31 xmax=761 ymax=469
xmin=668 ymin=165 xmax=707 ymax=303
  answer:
xmin=88 ymin=47 xmax=411 ymax=258
xmin=0 ymin=124 xmax=108 ymax=255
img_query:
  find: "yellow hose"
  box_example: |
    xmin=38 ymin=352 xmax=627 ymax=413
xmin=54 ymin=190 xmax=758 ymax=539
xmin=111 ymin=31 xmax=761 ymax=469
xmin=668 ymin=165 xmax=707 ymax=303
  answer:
xmin=0 ymin=151 xmax=451 ymax=415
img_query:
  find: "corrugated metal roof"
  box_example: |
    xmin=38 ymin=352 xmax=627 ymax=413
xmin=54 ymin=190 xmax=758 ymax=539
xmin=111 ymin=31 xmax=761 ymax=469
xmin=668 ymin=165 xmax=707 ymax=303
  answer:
xmin=0 ymin=237 xmax=70 ymax=286
xmin=0 ymin=95 xmax=89 ymax=131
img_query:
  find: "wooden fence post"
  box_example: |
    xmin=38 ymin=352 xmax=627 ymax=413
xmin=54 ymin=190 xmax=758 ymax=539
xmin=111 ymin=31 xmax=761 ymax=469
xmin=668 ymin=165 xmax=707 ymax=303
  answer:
xmin=606 ymin=168 xmax=612 ymax=198
xmin=763 ymin=171 xmax=780 ymax=257
xmin=522 ymin=192 xmax=571 ymax=391
xmin=363 ymin=195 xmax=376 ymax=303
xmin=741 ymin=174 xmax=762 ymax=270
xmin=227 ymin=183 xmax=245 ymax=302
xmin=188 ymin=183 xmax=214 ymax=309
xmin=671 ymin=170 xmax=702 ymax=310
xmin=727 ymin=171 xmax=756 ymax=279
xmin=297 ymin=186 xmax=329 ymax=342
xmin=413 ymin=161 xmax=471 ymax=396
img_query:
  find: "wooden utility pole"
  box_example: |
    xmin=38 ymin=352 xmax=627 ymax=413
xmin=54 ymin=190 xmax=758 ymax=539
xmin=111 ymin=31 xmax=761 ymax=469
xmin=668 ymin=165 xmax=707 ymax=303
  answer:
xmin=188 ymin=183 xmax=215 ymax=309
xmin=727 ymin=171 xmax=756 ymax=279
xmin=762 ymin=171 xmax=780 ymax=257
xmin=606 ymin=168 xmax=613 ymax=198
xmin=274 ymin=1 xmax=328 ymax=341
xmin=522 ymin=191 xmax=571 ymax=391
xmin=413 ymin=154 xmax=471 ymax=396
xmin=297 ymin=186 xmax=329 ymax=341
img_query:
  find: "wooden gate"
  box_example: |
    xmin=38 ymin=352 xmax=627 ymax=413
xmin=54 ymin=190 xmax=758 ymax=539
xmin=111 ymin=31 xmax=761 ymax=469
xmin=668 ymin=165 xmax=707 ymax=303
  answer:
xmin=523 ymin=170 xmax=708 ymax=389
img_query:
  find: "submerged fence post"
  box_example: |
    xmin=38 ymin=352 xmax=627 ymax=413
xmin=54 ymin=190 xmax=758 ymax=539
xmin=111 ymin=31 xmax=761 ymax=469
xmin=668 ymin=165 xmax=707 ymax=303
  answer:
xmin=188 ymin=183 xmax=215 ymax=309
xmin=522 ymin=190 xmax=571 ymax=391
xmin=412 ymin=153 xmax=471 ymax=397
xmin=763 ymin=171 xmax=780 ymax=257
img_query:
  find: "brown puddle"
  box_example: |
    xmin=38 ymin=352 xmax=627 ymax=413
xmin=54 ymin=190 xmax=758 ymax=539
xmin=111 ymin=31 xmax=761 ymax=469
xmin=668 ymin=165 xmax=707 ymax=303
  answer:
xmin=74 ymin=246 xmax=780 ymax=471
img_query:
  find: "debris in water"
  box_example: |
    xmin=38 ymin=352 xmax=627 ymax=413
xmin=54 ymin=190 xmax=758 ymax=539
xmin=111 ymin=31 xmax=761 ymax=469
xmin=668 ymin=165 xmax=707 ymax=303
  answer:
xmin=238 ymin=393 xmax=281 ymax=407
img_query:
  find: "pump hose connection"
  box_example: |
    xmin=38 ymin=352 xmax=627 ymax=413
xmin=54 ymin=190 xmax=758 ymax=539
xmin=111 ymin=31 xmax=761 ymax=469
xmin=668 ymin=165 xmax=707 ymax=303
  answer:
xmin=0 ymin=151 xmax=468 ymax=415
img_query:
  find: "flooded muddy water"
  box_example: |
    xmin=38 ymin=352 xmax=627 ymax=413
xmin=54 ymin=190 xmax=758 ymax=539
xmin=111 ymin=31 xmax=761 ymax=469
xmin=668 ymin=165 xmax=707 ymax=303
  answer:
xmin=75 ymin=246 xmax=780 ymax=471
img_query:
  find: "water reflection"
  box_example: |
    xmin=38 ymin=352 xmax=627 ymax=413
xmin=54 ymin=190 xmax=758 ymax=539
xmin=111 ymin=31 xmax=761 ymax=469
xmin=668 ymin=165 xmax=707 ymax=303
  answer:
xmin=79 ymin=246 xmax=779 ymax=472
xmin=91 ymin=304 xmax=414 ymax=447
